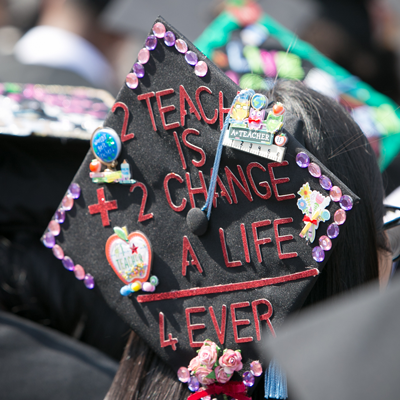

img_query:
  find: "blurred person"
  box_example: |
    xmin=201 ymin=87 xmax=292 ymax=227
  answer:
xmin=301 ymin=0 xmax=400 ymax=103
xmin=1 ymin=0 xmax=125 ymax=93
xmin=0 ymin=0 xmax=131 ymax=361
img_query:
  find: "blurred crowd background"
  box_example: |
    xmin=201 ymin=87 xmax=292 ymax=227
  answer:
xmin=0 ymin=0 xmax=399 ymax=99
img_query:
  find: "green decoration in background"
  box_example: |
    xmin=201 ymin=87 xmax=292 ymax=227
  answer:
xmin=195 ymin=9 xmax=400 ymax=171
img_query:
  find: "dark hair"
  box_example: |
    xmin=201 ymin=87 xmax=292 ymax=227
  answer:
xmin=105 ymin=80 xmax=386 ymax=399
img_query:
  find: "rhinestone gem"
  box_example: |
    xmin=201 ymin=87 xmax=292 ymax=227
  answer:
xmin=55 ymin=209 xmax=65 ymax=224
xmin=138 ymin=48 xmax=150 ymax=64
xmin=42 ymin=232 xmax=55 ymax=248
xmin=296 ymin=152 xmax=310 ymax=168
xmin=52 ymin=244 xmax=64 ymax=260
xmin=61 ymin=195 xmax=74 ymax=211
xmin=133 ymin=63 xmax=145 ymax=78
xmin=340 ymin=195 xmax=353 ymax=211
xmin=243 ymin=371 xmax=255 ymax=387
xmin=308 ymin=162 xmax=321 ymax=178
xmin=126 ymin=73 xmax=138 ymax=89
xmin=330 ymin=186 xmax=342 ymax=202
xmin=68 ymin=183 xmax=81 ymax=199
xmin=152 ymin=22 xmax=166 ymax=38
xmin=48 ymin=220 xmax=60 ymax=236
xmin=177 ymin=367 xmax=190 ymax=383
xmin=175 ymin=39 xmax=188 ymax=53
xmin=145 ymin=35 xmax=157 ymax=51
xmin=62 ymin=256 xmax=75 ymax=271
xmin=250 ymin=360 xmax=263 ymax=377
xmin=312 ymin=246 xmax=325 ymax=262
xmin=185 ymin=51 xmax=198 ymax=66
xmin=319 ymin=235 xmax=332 ymax=251
xmin=84 ymin=274 xmax=95 ymax=289
xmin=74 ymin=264 xmax=85 ymax=280
xmin=188 ymin=376 xmax=199 ymax=392
xmin=164 ymin=31 xmax=176 ymax=47
xmin=334 ymin=209 xmax=347 ymax=225
xmin=194 ymin=61 xmax=208 ymax=77
xmin=319 ymin=175 xmax=332 ymax=190
xmin=327 ymin=223 xmax=339 ymax=239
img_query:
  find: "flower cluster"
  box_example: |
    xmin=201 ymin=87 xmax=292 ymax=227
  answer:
xmin=177 ymin=339 xmax=262 ymax=394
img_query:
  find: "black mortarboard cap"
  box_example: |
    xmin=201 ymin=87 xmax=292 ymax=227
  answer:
xmin=43 ymin=16 xmax=358 ymax=395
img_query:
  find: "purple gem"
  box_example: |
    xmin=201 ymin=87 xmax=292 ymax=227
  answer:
xmin=145 ymin=35 xmax=157 ymax=51
xmin=312 ymin=246 xmax=325 ymax=262
xmin=243 ymin=371 xmax=255 ymax=387
xmin=55 ymin=209 xmax=66 ymax=224
xmin=68 ymin=183 xmax=81 ymax=199
xmin=164 ymin=31 xmax=176 ymax=47
xmin=133 ymin=63 xmax=145 ymax=78
xmin=62 ymin=256 xmax=75 ymax=271
xmin=296 ymin=152 xmax=310 ymax=168
xmin=185 ymin=51 xmax=198 ymax=66
xmin=42 ymin=232 xmax=55 ymax=248
xmin=339 ymin=195 xmax=353 ymax=211
xmin=188 ymin=376 xmax=199 ymax=392
xmin=319 ymin=175 xmax=332 ymax=190
xmin=84 ymin=274 xmax=95 ymax=289
xmin=327 ymin=223 xmax=339 ymax=239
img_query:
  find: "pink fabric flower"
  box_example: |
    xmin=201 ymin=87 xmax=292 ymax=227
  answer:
xmin=215 ymin=366 xmax=232 ymax=384
xmin=195 ymin=366 xmax=215 ymax=386
xmin=188 ymin=356 xmax=201 ymax=373
xmin=198 ymin=341 xmax=218 ymax=368
xmin=219 ymin=349 xmax=243 ymax=374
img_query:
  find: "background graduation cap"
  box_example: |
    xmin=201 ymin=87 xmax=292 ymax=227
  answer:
xmin=43 ymin=16 xmax=359 ymax=398
xmin=193 ymin=1 xmax=400 ymax=174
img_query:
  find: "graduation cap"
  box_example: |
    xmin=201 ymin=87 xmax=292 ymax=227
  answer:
xmin=194 ymin=4 xmax=400 ymax=173
xmin=42 ymin=16 xmax=359 ymax=399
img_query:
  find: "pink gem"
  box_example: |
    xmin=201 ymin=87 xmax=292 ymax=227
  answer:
xmin=250 ymin=360 xmax=263 ymax=377
xmin=52 ymin=244 xmax=64 ymax=260
xmin=138 ymin=48 xmax=150 ymax=64
xmin=308 ymin=162 xmax=321 ymax=178
xmin=177 ymin=367 xmax=190 ymax=383
xmin=153 ymin=22 xmax=166 ymax=38
xmin=74 ymin=264 xmax=86 ymax=280
xmin=61 ymin=195 xmax=74 ymax=211
xmin=319 ymin=235 xmax=332 ymax=251
xmin=330 ymin=186 xmax=342 ymax=202
xmin=48 ymin=220 xmax=60 ymax=236
xmin=194 ymin=61 xmax=208 ymax=77
xmin=334 ymin=209 xmax=346 ymax=225
xmin=126 ymin=73 xmax=138 ymax=89
xmin=175 ymin=39 xmax=188 ymax=54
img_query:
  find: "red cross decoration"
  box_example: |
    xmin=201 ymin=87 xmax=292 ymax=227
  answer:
xmin=88 ymin=188 xmax=118 ymax=227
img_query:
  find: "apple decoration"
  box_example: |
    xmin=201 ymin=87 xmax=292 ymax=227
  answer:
xmin=105 ymin=226 xmax=159 ymax=296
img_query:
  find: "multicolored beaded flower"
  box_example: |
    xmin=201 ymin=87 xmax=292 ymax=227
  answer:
xmin=297 ymin=182 xmax=330 ymax=243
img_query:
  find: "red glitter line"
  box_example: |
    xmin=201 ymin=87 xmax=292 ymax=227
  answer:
xmin=137 ymin=269 xmax=319 ymax=303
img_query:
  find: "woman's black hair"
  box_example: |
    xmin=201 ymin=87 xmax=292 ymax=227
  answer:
xmin=105 ymin=80 xmax=386 ymax=399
